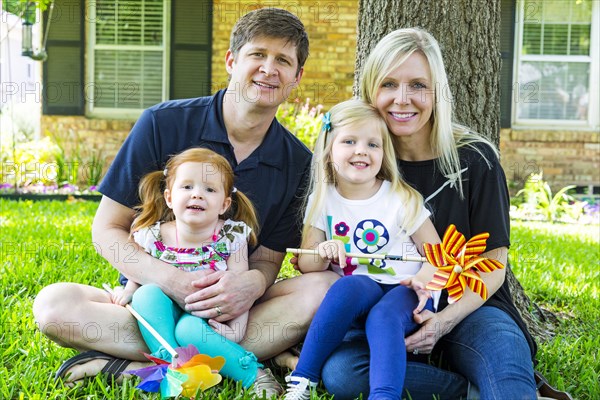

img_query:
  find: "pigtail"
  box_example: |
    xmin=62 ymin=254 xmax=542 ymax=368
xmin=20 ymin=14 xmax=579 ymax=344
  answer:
xmin=130 ymin=171 xmax=174 ymax=235
xmin=227 ymin=189 xmax=259 ymax=247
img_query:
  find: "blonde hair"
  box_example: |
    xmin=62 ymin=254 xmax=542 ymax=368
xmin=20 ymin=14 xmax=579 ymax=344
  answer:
xmin=360 ymin=27 xmax=498 ymax=198
xmin=131 ymin=148 xmax=259 ymax=246
xmin=302 ymin=99 xmax=424 ymax=246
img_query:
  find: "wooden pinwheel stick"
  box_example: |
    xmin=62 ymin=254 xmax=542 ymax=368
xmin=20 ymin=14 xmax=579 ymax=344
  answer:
xmin=287 ymin=248 xmax=426 ymax=263
xmin=102 ymin=283 xmax=179 ymax=359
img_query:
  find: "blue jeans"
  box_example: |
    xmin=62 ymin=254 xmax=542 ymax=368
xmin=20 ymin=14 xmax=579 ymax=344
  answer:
xmin=295 ymin=276 xmax=433 ymax=399
xmin=322 ymin=306 xmax=536 ymax=400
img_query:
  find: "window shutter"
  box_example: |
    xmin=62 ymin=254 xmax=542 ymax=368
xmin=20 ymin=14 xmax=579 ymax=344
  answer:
xmin=43 ymin=0 xmax=84 ymax=115
xmin=500 ymin=0 xmax=516 ymax=128
xmin=170 ymin=0 xmax=212 ymax=99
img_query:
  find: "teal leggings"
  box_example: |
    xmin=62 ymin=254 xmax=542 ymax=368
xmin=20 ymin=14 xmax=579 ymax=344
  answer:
xmin=131 ymin=284 xmax=259 ymax=388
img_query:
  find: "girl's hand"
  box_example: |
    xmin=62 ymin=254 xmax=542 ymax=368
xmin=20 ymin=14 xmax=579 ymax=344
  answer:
xmin=399 ymin=277 xmax=432 ymax=314
xmin=110 ymin=286 xmax=134 ymax=306
xmin=317 ymin=239 xmax=347 ymax=268
xmin=289 ymin=253 xmax=300 ymax=271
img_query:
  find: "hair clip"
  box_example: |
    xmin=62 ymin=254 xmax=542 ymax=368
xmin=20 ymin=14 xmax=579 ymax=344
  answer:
xmin=163 ymin=168 xmax=168 ymax=176
xmin=232 ymin=187 xmax=238 ymax=193
xmin=322 ymin=112 xmax=332 ymax=133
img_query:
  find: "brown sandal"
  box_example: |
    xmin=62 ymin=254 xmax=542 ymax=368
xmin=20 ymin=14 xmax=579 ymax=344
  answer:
xmin=55 ymin=350 xmax=132 ymax=383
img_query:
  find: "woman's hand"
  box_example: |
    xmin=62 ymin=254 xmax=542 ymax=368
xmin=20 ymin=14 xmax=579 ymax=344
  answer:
xmin=405 ymin=310 xmax=456 ymax=354
xmin=405 ymin=310 xmax=441 ymax=354
xmin=399 ymin=277 xmax=452 ymax=355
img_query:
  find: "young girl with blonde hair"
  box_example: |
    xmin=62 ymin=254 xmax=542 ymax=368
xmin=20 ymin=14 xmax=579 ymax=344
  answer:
xmin=284 ymin=99 xmax=441 ymax=399
xmin=111 ymin=147 xmax=282 ymax=396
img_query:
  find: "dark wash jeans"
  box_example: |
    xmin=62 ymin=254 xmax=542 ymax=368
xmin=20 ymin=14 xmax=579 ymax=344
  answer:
xmin=321 ymin=306 xmax=536 ymax=400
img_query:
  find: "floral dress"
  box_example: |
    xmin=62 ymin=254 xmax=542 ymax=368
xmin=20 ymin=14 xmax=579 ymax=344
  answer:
xmin=132 ymin=219 xmax=250 ymax=272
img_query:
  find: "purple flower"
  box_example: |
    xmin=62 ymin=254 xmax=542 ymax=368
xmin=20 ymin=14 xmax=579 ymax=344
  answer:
xmin=60 ymin=183 xmax=77 ymax=193
xmin=335 ymin=222 xmax=350 ymax=236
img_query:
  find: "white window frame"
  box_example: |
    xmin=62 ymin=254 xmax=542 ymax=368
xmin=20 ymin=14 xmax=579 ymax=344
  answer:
xmin=85 ymin=0 xmax=170 ymax=119
xmin=512 ymin=0 xmax=599 ymax=130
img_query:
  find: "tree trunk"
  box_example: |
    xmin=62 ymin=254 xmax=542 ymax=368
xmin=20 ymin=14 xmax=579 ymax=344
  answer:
xmin=355 ymin=0 xmax=555 ymax=342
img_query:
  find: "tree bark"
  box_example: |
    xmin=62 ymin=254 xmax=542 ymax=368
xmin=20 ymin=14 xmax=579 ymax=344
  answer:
xmin=355 ymin=0 xmax=555 ymax=342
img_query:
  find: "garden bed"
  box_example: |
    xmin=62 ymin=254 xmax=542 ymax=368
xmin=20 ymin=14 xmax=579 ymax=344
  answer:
xmin=0 ymin=192 xmax=101 ymax=201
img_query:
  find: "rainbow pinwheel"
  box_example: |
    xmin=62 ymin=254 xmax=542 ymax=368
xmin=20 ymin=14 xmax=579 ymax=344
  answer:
xmin=126 ymin=344 xmax=225 ymax=398
xmin=424 ymin=225 xmax=505 ymax=303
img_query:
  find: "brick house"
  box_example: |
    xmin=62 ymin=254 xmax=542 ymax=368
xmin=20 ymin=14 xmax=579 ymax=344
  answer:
xmin=38 ymin=0 xmax=599 ymax=193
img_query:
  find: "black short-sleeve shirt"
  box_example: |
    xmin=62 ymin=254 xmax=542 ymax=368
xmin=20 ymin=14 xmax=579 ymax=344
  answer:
xmin=399 ymin=143 xmax=537 ymax=360
xmin=99 ymin=90 xmax=312 ymax=254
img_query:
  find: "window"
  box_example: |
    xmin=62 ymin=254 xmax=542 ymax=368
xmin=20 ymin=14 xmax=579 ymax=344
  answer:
xmin=86 ymin=0 xmax=169 ymax=118
xmin=514 ymin=0 xmax=598 ymax=128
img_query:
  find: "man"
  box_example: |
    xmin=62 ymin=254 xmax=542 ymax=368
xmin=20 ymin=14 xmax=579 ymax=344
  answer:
xmin=33 ymin=8 xmax=337 ymax=396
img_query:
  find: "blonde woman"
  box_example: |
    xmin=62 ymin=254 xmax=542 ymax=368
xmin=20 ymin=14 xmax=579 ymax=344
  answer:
xmin=321 ymin=28 xmax=538 ymax=399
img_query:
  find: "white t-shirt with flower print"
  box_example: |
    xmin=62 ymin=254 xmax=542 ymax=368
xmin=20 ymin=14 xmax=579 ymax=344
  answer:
xmin=306 ymin=180 xmax=431 ymax=284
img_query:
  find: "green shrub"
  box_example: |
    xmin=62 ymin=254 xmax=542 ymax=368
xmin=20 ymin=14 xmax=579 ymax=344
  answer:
xmin=277 ymin=98 xmax=324 ymax=150
xmin=512 ymin=172 xmax=585 ymax=223
xmin=0 ymin=131 xmax=105 ymax=191
xmin=0 ymin=136 xmax=61 ymax=187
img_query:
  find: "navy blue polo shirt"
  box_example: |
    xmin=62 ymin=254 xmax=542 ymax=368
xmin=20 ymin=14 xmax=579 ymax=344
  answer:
xmin=99 ymin=90 xmax=312 ymax=254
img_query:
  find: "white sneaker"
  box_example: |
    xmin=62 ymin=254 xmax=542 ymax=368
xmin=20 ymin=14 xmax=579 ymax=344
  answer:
xmin=253 ymin=368 xmax=284 ymax=399
xmin=283 ymin=375 xmax=318 ymax=400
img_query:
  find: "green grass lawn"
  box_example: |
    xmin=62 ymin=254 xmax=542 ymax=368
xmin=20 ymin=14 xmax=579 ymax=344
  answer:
xmin=1 ymin=199 xmax=598 ymax=399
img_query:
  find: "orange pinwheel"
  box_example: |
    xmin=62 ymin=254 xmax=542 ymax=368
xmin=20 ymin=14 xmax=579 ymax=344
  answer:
xmin=424 ymin=225 xmax=505 ymax=303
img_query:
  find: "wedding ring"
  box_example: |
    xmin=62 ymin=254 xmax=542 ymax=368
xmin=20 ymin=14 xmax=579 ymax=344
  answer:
xmin=413 ymin=349 xmax=419 ymax=355
xmin=214 ymin=305 xmax=223 ymax=317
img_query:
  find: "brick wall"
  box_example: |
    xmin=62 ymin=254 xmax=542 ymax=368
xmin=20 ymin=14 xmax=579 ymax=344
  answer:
xmin=40 ymin=122 xmax=599 ymax=194
xmin=40 ymin=115 xmax=133 ymax=186
xmin=40 ymin=3 xmax=599 ymax=194
xmin=500 ymin=128 xmax=600 ymax=194
xmin=211 ymin=0 xmax=358 ymax=109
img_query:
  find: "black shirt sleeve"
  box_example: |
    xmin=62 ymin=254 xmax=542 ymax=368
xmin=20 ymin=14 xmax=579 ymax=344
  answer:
xmin=464 ymin=145 xmax=511 ymax=251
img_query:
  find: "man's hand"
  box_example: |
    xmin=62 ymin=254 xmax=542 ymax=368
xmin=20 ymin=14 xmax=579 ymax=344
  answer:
xmin=158 ymin=268 xmax=217 ymax=309
xmin=184 ymin=269 xmax=262 ymax=321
